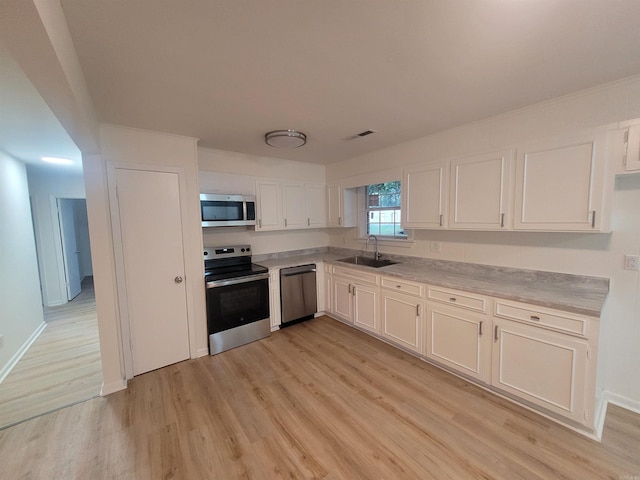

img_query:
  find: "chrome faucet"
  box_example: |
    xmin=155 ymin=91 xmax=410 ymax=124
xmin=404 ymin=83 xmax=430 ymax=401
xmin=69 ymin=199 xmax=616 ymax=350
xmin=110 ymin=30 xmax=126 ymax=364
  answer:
xmin=366 ymin=234 xmax=380 ymax=261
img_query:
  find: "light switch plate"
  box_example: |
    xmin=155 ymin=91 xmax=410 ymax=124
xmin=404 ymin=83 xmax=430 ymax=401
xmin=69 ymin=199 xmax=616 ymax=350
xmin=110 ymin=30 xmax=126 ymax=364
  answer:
xmin=431 ymin=241 xmax=441 ymax=253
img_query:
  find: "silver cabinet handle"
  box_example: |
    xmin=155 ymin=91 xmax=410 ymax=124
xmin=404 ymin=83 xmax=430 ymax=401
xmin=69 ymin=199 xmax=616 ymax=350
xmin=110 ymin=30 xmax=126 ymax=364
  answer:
xmin=284 ymin=218 xmax=288 ymax=227
xmin=530 ymin=315 xmax=540 ymax=321
xmin=258 ymin=219 xmax=262 ymax=228
xmin=449 ymin=297 xmax=457 ymax=302
xmin=307 ymin=218 xmax=311 ymax=226
xmin=416 ymin=304 xmax=421 ymax=316
xmin=500 ymin=213 xmax=505 ymax=227
xmin=338 ymin=216 xmax=342 ymax=226
xmin=591 ymin=210 xmax=596 ymax=228
xmin=479 ymin=321 xmax=483 ymax=336
xmin=439 ymin=214 xmax=443 ymax=227
xmin=352 ymin=286 xmax=356 ymax=297
xmin=348 ymin=284 xmax=352 ymax=294
xmin=494 ymin=325 xmax=499 ymax=342
xmin=174 ymin=276 xmax=183 ymax=284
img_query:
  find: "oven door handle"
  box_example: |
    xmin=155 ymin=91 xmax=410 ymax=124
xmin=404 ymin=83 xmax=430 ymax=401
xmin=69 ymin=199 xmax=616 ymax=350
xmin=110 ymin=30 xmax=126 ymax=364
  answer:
xmin=206 ymin=272 xmax=269 ymax=288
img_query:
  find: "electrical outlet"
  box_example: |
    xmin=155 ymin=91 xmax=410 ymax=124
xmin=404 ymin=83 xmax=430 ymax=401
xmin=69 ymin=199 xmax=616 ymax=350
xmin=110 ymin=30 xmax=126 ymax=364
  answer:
xmin=431 ymin=241 xmax=441 ymax=253
xmin=624 ymin=254 xmax=639 ymax=271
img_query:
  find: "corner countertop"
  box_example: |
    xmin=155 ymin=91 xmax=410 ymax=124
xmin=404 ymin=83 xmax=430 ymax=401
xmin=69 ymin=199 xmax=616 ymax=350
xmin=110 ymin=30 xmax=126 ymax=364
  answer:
xmin=254 ymin=248 xmax=609 ymax=317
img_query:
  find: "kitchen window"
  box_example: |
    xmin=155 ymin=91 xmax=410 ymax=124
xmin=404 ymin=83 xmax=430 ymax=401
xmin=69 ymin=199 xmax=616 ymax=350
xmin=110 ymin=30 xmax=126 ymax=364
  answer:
xmin=364 ymin=181 xmax=407 ymax=239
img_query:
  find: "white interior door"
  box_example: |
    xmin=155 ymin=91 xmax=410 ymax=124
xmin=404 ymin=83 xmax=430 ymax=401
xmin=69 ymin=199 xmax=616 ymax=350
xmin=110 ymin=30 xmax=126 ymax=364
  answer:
xmin=115 ymin=168 xmax=190 ymax=375
xmin=58 ymin=198 xmax=82 ymax=300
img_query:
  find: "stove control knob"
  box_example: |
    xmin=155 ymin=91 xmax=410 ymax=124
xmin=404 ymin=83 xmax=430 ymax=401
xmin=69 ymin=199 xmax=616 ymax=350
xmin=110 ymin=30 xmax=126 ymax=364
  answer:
xmin=241 ymin=248 xmax=245 ymax=252
xmin=174 ymin=276 xmax=183 ymax=284
xmin=246 ymin=247 xmax=251 ymax=251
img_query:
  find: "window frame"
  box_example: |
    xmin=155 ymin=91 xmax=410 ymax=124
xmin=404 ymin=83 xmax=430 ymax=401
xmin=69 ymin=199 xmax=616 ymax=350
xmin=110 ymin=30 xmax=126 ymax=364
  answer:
xmin=357 ymin=181 xmax=412 ymax=243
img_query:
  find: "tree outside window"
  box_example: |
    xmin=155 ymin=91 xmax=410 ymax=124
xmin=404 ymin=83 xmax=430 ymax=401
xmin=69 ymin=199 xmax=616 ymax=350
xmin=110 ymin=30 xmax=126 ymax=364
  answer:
xmin=366 ymin=181 xmax=406 ymax=238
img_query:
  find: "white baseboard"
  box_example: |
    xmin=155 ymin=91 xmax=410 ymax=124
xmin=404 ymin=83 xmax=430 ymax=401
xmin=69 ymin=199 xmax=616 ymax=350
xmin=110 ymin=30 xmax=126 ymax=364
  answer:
xmin=100 ymin=379 xmax=127 ymax=396
xmin=603 ymin=391 xmax=640 ymax=415
xmin=196 ymin=347 xmax=209 ymax=357
xmin=595 ymin=390 xmax=640 ymax=440
xmin=0 ymin=322 xmax=47 ymax=385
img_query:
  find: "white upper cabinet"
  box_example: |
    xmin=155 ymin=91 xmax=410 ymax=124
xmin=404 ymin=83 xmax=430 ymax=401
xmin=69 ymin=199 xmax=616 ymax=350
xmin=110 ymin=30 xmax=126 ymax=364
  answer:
xmin=327 ymin=183 xmax=357 ymax=227
xmin=305 ymin=183 xmax=327 ymax=228
xmin=282 ymin=183 xmax=307 ymax=229
xmin=514 ymin=130 xmax=612 ymax=232
xmin=255 ymin=180 xmax=283 ymax=231
xmin=402 ymin=161 xmax=448 ymax=229
xmin=624 ymin=123 xmax=640 ymax=172
xmin=257 ymin=180 xmax=327 ymax=231
xmin=449 ymin=150 xmax=513 ymax=230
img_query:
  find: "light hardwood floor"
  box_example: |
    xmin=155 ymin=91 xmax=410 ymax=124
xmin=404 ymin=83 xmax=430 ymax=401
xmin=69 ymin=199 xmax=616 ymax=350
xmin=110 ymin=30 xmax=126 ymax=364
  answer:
xmin=0 ymin=316 xmax=638 ymax=479
xmin=0 ymin=280 xmax=102 ymax=429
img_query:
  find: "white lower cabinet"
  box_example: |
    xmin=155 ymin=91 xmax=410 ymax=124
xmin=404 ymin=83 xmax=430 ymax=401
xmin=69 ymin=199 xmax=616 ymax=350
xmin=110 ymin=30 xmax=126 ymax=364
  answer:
xmin=269 ymin=269 xmax=281 ymax=330
xmin=324 ymin=264 xmax=600 ymax=433
xmin=380 ymin=283 xmax=424 ymax=354
xmin=331 ymin=275 xmax=353 ymax=323
xmin=491 ymin=317 xmax=588 ymax=425
xmin=330 ymin=266 xmax=379 ymax=331
xmin=425 ymin=302 xmax=491 ymax=383
xmin=352 ymin=283 xmax=379 ymax=334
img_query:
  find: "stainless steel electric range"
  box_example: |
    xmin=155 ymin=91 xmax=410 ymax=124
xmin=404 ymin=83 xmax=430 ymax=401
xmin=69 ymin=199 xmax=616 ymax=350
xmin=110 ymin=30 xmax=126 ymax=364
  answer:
xmin=204 ymin=245 xmax=270 ymax=354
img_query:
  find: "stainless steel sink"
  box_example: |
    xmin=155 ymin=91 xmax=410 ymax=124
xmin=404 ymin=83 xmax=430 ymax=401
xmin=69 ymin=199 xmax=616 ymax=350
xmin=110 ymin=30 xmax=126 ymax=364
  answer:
xmin=337 ymin=256 xmax=399 ymax=268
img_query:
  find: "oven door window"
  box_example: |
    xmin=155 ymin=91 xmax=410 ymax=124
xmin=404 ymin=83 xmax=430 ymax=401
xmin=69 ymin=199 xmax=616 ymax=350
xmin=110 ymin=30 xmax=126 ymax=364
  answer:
xmin=207 ymin=278 xmax=269 ymax=333
xmin=201 ymin=200 xmax=244 ymax=222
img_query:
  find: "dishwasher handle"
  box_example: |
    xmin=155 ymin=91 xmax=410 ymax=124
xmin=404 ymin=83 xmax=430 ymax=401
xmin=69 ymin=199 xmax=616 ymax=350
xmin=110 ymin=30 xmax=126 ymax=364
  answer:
xmin=280 ymin=264 xmax=317 ymax=277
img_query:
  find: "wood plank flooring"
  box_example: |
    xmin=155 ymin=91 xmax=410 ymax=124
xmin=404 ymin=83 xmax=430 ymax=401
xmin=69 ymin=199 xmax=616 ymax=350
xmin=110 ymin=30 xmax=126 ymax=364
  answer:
xmin=0 ymin=316 xmax=638 ymax=479
xmin=0 ymin=280 xmax=102 ymax=429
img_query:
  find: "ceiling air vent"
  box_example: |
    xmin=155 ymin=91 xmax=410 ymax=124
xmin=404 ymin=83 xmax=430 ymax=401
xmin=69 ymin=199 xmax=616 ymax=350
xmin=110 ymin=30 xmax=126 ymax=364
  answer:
xmin=344 ymin=129 xmax=377 ymax=141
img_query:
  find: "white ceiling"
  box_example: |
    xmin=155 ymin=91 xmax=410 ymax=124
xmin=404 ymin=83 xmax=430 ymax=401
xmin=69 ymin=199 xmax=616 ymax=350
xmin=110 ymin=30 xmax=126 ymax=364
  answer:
xmin=0 ymin=43 xmax=82 ymax=172
xmin=3 ymin=1 xmax=640 ymax=168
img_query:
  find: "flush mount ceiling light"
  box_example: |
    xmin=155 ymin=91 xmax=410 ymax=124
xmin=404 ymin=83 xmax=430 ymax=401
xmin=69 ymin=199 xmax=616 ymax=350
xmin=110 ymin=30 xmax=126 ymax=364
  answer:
xmin=265 ymin=130 xmax=307 ymax=148
xmin=41 ymin=156 xmax=73 ymax=165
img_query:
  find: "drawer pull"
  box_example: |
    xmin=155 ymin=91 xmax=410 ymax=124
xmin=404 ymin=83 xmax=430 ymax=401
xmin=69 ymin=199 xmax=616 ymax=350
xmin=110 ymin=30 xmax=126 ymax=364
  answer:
xmin=396 ymin=285 xmax=402 ymax=289
xmin=494 ymin=325 xmax=499 ymax=342
xmin=530 ymin=315 xmax=541 ymax=321
xmin=479 ymin=321 xmax=483 ymax=336
xmin=416 ymin=304 xmax=421 ymax=316
xmin=352 ymin=286 xmax=356 ymax=297
xmin=348 ymin=284 xmax=352 ymax=294
xmin=449 ymin=297 xmax=457 ymax=302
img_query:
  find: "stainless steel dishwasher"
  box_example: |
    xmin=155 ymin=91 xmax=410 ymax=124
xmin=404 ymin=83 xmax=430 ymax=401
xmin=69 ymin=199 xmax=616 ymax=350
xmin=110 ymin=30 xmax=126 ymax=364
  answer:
xmin=280 ymin=264 xmax=317 ymax=327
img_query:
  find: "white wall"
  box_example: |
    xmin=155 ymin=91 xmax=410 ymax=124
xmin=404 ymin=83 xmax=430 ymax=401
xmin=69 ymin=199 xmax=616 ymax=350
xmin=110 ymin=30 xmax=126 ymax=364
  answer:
xmin=27 ymin=168 xmax=87 ymax=306
xmin=100 ymin=124 xmax=207 ymax=361
xmin=0 ymin=153 xmax=44 ymax=373
xmin=199 ymin=147 xmax=329 ymax=254
xmin=327 ymin=75 xmax=640 ymax=410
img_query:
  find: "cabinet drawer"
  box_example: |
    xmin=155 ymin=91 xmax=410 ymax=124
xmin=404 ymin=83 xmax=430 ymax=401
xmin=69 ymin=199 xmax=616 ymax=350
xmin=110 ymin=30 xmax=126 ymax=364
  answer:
xmin=427 ymin=286 xmax=488 ymax=314
xmin=380 ymin=277 xmax=424 ymax=297
xmin=494 ymin=300 xmax=589 ymax=338
xmin=332 ymin=266 xmax=378 ymax=285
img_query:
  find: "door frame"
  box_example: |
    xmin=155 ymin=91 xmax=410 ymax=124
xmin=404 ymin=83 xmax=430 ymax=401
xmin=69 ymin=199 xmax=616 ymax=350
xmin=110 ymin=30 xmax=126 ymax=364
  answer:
xmin=57 ymin=198 xmax=82 ymax=301
xmin=49 ymin=194 xmax=87 ymax=305
xmin=107 ymin=162 xmax=197 ymax=379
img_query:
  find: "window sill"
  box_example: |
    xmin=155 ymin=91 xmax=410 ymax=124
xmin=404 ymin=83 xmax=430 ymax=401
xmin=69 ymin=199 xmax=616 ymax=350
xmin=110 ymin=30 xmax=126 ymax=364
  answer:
xmin=355 ymin=237 xmax=415 ymax=248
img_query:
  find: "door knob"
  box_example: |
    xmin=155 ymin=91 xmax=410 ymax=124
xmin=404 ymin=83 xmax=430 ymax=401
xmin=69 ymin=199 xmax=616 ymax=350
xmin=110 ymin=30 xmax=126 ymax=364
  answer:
xmin=174 ymin=276 xmax=183 ymax=284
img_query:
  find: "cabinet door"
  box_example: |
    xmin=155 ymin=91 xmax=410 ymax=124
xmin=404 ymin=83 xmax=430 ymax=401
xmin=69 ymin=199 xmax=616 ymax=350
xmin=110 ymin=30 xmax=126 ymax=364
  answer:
xmin=449 ymin=150 xmax=512 ymax=230
xmin=332 ymin=276 xmax=353 ymax=323
xmin=327 ymin=184 xmax=356 ymax=227
xmin=403 ymin=161 xmax=448 ymax=228
xmin=269 ymin=270 xmax=281 ymax=329
xmin=353 ymin=284 xmax=379 ymax=334
xmin=256 ymin=180 xmax=282 ymax=230
xmin=282 ymin=183 xmax=306 ymax=229
xmin=425 ymin=303 xmax=490 ymax=383
xmin=626 ymin=125 xmax=640 ymax=172
xmin=327 ymin=184 xmax=342 ymax=227
xmin=514 ymin=131 xmax=609 ymax=231
xmin=492 ymin=318 xmax=587 ymax=424
xmin=306 ymin=184 xmax=327 ymax=228
xmin=381 ymin=289 xmax=423 ymax=353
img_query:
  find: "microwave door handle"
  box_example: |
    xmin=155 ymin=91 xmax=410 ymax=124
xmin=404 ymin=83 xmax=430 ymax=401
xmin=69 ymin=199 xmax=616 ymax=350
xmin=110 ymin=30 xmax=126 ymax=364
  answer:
xmin=243 ymin=201 xmax=247 ymax=222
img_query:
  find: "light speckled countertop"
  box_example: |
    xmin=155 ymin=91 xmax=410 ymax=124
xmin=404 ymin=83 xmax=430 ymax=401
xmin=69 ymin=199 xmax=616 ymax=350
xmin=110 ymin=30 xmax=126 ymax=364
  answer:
xmin=254 ymin=248 xmax=609 ymax=317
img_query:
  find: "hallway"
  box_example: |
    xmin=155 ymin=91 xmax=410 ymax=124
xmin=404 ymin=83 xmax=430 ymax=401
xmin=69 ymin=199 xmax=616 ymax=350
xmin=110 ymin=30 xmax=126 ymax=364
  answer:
xmin=0 ymin=278 xmax=102 ymax=429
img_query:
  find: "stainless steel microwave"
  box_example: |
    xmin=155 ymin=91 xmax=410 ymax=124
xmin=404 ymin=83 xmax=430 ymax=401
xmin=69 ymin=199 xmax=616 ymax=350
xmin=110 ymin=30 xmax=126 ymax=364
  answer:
xmin=200 ymin=194 xmax=256 ymax=227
